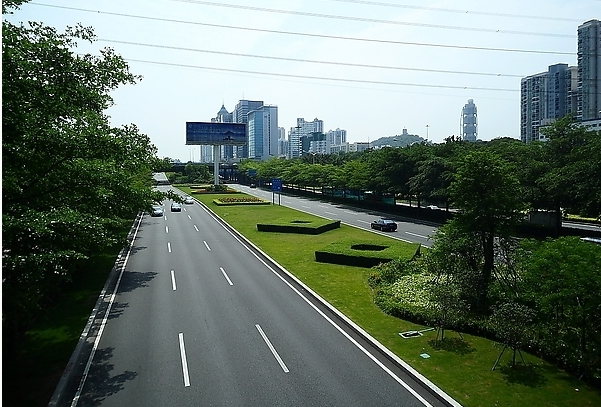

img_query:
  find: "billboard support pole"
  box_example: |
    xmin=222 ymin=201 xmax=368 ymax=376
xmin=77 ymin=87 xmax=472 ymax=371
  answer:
xmin=213 ymin=145 xmax=219 ymax=187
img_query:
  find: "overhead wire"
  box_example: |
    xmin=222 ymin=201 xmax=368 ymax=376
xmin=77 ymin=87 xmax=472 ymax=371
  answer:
xmin=98 ymin=38 xmax=526 ymax=78
xmin=29 ymin=3 xmax=577 ymax=56
xmin=325 ymin=0 xmax=586 ymax=23
xmin=122 ymin=58 xmax=519 ymax=92
xmin=171 ymin=0 xmax=576 ymax=38
xmin=26 ymin=2 xmax=595 ymax=95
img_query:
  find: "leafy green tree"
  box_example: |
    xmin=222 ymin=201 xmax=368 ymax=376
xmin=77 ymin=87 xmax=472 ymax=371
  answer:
xmin=519 ymin=237 xmax=601 ymax=379
xmin=489 ymin=301 xmax=536 ymax=369
xmin=3 ymin=2 xmax=164 ymax=343
xmin=447 ymin=151 xmax=525 ymax=311
xmin=539 ymin=117 xmax=601 ymax=224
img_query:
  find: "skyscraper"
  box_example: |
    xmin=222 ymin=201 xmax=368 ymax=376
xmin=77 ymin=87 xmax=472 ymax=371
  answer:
xmin=577 ymin=19 xmax=601 ymax=122
xmin=461 ymin=99 xmax=478 ymax=142
xmin=233 ymin=100 xmax=264 ymax=159
xmin=247 ymin=105 xmax=278 ymax=161
xmin=213 ymin=104 xmax=234 ymax=160
xmin=520 ymin=64 xmax=577 ymax=142
xmin=288 ymin=118 xmax=324 ymax=158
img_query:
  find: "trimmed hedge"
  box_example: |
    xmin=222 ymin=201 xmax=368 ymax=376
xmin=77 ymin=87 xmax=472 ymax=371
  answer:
xmin=315 ymin=238 xmax=420 ymax=268
xmin=257 ymin=219 xmax=340 ymax=235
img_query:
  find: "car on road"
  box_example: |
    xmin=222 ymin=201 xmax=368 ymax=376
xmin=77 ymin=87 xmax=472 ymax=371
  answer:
xmin=184 ymin=196 xmax=194 ymax=204
xmin=170 ymin=202 xmax=182 ymax=212
xmin=151 ymin=205 xmax=164 ymax=217
xmin=425 ymin=205 xmax=441 ymax=210
xmin=249 ymin=183 xmax=256 ymax=188
xmin=370 ymin=218 xmax=398 ymax=232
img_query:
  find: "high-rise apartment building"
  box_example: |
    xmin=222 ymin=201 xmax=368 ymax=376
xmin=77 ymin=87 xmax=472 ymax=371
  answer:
xmin=577 ymin=19 xmax=601 ymax=122
xmin=520 ymin=63 xmax=577 ymax=142
xmin=327 ymin=128 xmax=347 ymax=145
xmin=248 ymin=105 xmax=278 ymax=161
xmin=461 ymin=99 xmax=478 ymax=142
xmin=287 ymin=118 xmax=324 ymax=158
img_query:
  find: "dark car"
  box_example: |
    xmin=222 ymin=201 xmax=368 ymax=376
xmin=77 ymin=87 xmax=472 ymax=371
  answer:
xmin=371 ymin=218 xmax=398 ymax=232
xmin=151 ymin=205 xmax=164 ymax=217
xmin=170 ymin=202 xmax=182 ymax=212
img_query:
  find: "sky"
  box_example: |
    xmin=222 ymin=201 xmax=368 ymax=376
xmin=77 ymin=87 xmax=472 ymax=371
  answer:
xmin=5 ymin=0 xmax=600 ymax=161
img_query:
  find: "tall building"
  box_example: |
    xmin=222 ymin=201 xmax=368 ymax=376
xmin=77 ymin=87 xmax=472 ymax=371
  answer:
xmin=233 ymin=100 xmax=264 ymax=159
xmin=212 ymin=104 xmax=234 ymax=160
xmin=247 ymin=105 xmax=278 ymax=161
xmin=288 ymin=118 xmax=324 ymax=158
xmin=577 ymin=19 xmax=601 ymax=122
xmin=461 ymin=99 xmax=478 ymax=142
xmin=278 ymin=127 xmax=287 ymax=157
xmin=520 ymin=64 xmax=577 ymax=142
xmin=327 ymin=128 xmax=347 ymax=145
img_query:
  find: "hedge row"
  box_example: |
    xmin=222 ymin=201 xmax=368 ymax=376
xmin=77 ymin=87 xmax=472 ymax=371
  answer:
xmin=315 ymin=239 xmax=420 ymax=268
xmin=257 ymin=219 xmax=340 ymax=235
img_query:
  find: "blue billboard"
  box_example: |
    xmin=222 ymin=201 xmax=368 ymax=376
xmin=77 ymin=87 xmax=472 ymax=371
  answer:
xmin=186 ymin=122 xmax=246 ymax=145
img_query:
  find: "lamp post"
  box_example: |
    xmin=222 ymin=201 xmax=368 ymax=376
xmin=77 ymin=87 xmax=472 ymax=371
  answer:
xmin=426 ymin=124 xmax=430 ymax=142
xmin=302 ymin=150 xmax=317 ymax=164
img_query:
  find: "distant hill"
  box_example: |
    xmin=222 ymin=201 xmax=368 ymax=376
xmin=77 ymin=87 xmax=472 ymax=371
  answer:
xmin=370 ymin=134 xmax=425 ymax=148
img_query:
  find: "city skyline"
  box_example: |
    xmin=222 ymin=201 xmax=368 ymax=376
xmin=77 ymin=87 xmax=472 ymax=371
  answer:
xmin=6 ymin=0 xmax=600 ymax=161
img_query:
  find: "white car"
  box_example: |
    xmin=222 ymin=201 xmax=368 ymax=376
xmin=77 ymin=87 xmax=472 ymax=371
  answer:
xmin=426 ymin=205 xmax=441 ymax=210
xmin=184 ymin=196 xmax=194 ymax=204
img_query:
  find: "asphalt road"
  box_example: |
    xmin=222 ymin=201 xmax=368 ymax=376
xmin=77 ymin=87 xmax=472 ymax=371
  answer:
xmin=233 ymin=184 xmax=440 ymax=248
xmin=66 ymin=186 xmax=455 ymax=407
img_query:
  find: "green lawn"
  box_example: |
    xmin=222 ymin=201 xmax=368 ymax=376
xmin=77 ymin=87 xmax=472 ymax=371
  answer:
xmin=7 ymin=190 xmax=599 ymax=407
xmin=183 ymin=187 xmax=601 ymax=407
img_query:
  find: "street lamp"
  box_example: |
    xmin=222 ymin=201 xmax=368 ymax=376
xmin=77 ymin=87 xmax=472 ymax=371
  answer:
xmin=302 ymin=150 xmax=317 ymax=164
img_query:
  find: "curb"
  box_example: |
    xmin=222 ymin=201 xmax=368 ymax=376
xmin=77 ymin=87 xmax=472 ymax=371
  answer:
xmin=47 ymin=212 xmax=144 ymax=407
xmin=198 ymin=200 xmax=463 ymax=407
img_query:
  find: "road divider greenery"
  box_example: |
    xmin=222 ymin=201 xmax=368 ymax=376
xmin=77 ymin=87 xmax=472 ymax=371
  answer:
xmin=181 ymin=187 xmax=601 ymax=407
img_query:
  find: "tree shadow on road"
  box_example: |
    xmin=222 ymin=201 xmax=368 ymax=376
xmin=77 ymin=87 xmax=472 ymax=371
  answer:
xmin=77 ymin=347 xmax=138 ymax=406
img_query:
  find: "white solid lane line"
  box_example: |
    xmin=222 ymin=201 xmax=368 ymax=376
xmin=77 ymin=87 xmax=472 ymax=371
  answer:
xmin=193 ymin=225 xmax=199 ymax=232
xmin=255 ymin=324 xmax=289 ymax=373
xmin=203 ymin=241 xmax=211 ymax=251
xmin=220 ymin=267 xmax=234 ymax=286
xmin=168 ymin=242 xmax=172 ymax=253
xmin=178 ymin=333 xmax=191 ymax=387
xmin=171 ymin=270 xmax=177 ymax=291
xmin=405 ymin=231 xmax=429 ymax=239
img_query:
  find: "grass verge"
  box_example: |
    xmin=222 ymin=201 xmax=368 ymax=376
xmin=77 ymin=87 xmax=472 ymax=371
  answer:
xmin=183 ymin=188 xmax=601 ymax=407
xmin=2 ymin=250 xmax=121 ymax=407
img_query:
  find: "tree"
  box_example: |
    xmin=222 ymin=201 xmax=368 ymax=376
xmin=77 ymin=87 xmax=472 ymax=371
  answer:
xmin=519 ymin=237 xmax=601 ymax=379
xmin=489 ymin=301 xmax=536 ymax=369
xmin=2 ymin=2 xmax=164 ymax=344
xmin=447 ymin=151 xmax=525 ymax=311
xmin=539 ymin=117 xmax=601 ymax=226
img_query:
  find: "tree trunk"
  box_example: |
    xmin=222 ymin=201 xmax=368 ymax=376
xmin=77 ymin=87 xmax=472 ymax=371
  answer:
xmin=477 ymin=231 xmax=494 ymax=312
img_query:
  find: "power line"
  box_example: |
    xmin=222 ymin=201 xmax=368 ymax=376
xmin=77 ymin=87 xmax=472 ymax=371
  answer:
xmin=123 ymin=57 xmax=519 ymax=92
xmin=29 ymin=3 xmax=578 ymax=56
xmin=325 ymin=0 xmax=585 ymax=23
xmin=99 ymin=38 xmax=526 ymax=78
xmin=172 ymin=0 xmax=576 ymax=38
